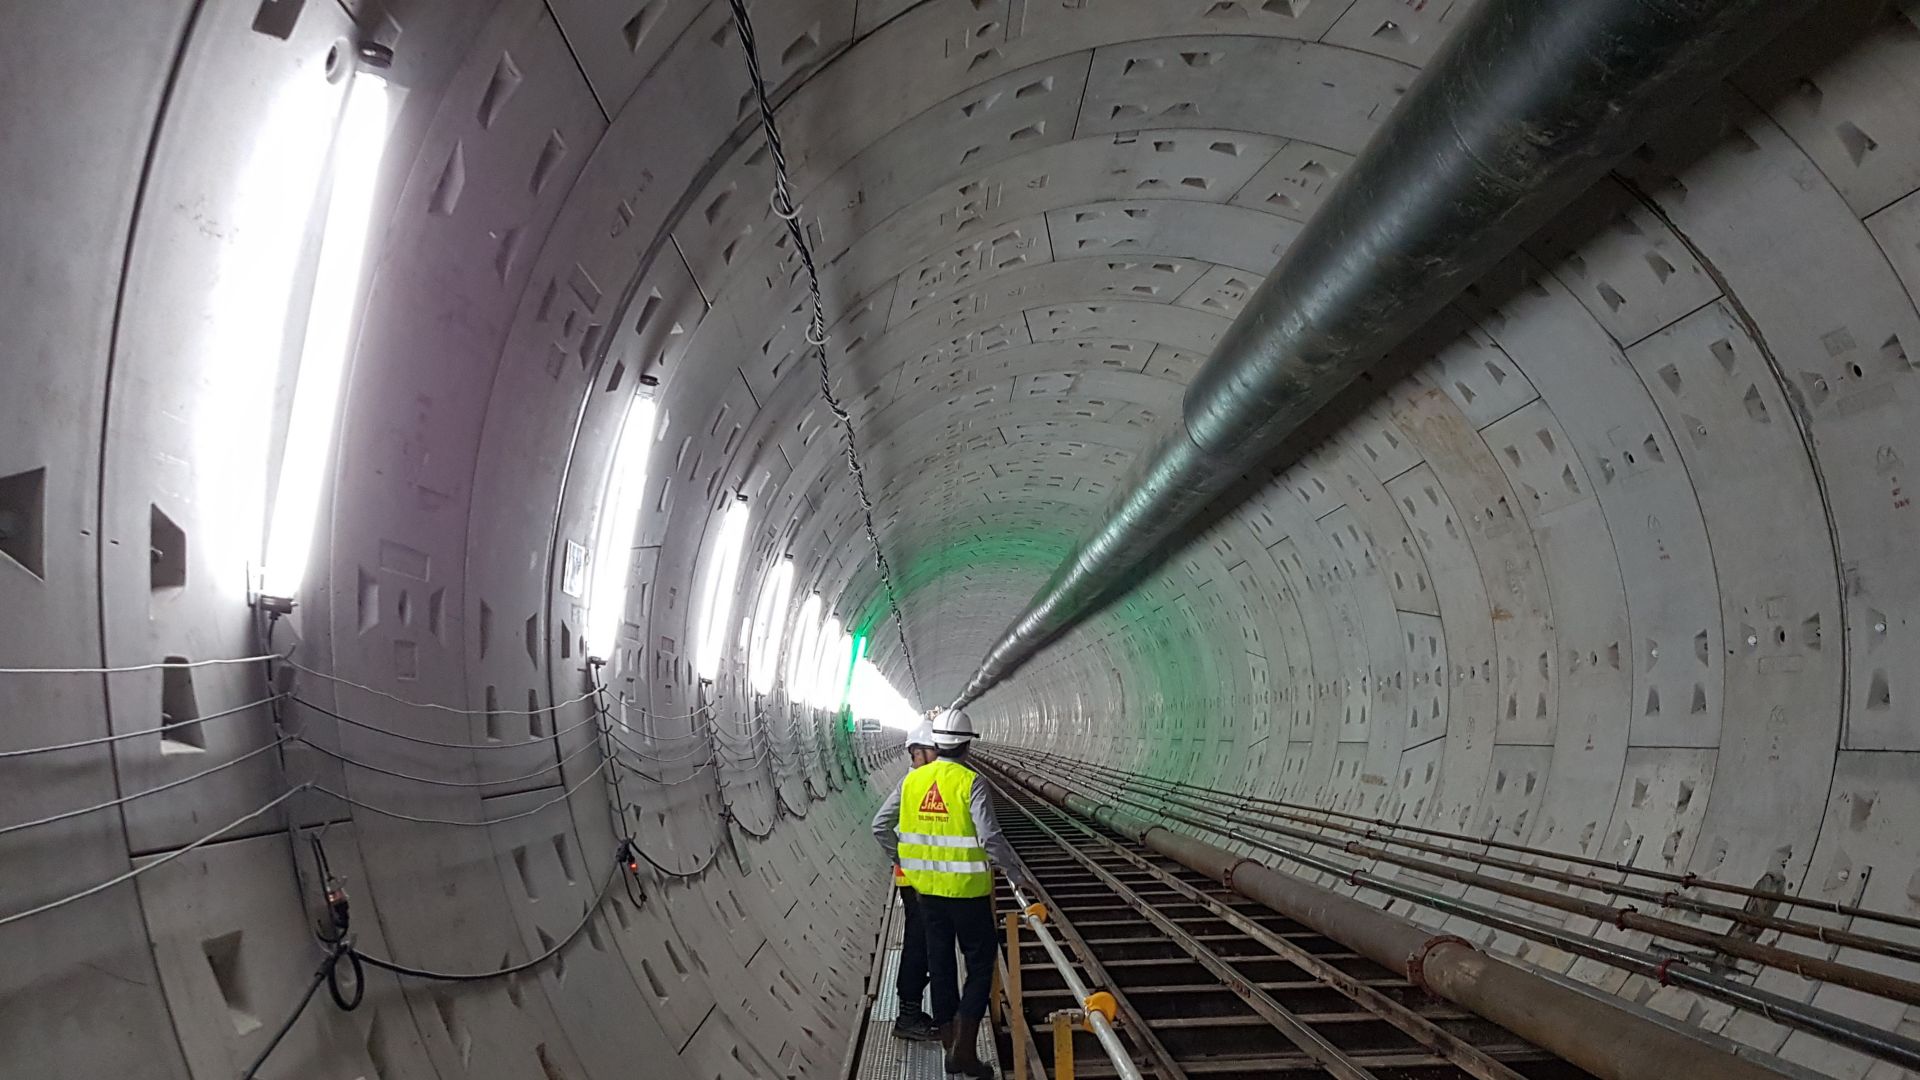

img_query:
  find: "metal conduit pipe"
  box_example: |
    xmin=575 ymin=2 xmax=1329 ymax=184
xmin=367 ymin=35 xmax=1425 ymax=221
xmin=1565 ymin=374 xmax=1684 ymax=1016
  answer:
xmin=983 ymin=756 xmax=1920 ymax=1079
xmin=1034 ymin=749 xmax=1920 ymax=966
xmin=1028 ymin=748 xmax=1920 ymax=935
xmin=952 ymin=0 xmax=1817 ymax=708
xmin=985 ymin=753 xmax=1920 ymax=1074
xmin=996 ymin=750 xmax=1920 ymax=1009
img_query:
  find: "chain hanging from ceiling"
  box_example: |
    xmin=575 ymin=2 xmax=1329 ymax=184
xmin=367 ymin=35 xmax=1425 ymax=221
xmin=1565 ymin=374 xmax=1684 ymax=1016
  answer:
xmin=724 ymin=0 xmax=924 ymax=706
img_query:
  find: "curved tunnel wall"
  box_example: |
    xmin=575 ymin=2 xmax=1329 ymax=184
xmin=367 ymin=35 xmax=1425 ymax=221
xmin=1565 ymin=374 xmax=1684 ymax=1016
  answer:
xmin=3 ymin=1 xmax=1919 ymax=1078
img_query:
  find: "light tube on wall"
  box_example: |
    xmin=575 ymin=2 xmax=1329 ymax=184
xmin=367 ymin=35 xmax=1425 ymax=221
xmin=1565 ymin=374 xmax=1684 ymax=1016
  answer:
xmin=260 ymin=69 xmax=393 ymax=600
xmin=833 ymin=633 xmax=863 ymax=713
xmin=848 ymin=655 xmax=916 ymax=730
xmin=747 ymin=556 xmax=794 ymax=694
xmin=694 ymin=496 xmax=751 ymax=680
xmin=808 ymin=616 xmax=843 ymax=708
xmin=787 ymin=594 xmax=822 ymax=702
xmin=584 ymin=394 xmax=659 ymax=658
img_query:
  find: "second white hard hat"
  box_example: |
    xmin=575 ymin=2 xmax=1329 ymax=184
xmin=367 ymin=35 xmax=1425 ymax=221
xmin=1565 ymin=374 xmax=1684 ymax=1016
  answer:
xmin=930 ymin=707 xmax=977 ymax=748
xmin=904 ymin=719 xmax=936 ymax=749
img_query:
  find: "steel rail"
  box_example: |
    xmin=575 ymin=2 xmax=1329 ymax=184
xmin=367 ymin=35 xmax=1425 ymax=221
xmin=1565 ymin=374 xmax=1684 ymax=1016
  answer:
xmin=991 ymin=776 xmax=1585 ymax=1078
xmin=1010 ymin=865 xmax=1186 ymax=1080
xmin=1012 ymin=750 xmax=1920 ymax=1007
xmin=1015 ymin=778 xmax=1529 ymax=1080
xmin=1026 ymin=746 xmax=1920 ymax=936
xmin=1006 ymin=790 xmax=1388 ymax=1080
xmin=987 ymin=748 xmax=1920 ymax=1074
xmin=1033 ymin=750 xmax=1920 ymax=965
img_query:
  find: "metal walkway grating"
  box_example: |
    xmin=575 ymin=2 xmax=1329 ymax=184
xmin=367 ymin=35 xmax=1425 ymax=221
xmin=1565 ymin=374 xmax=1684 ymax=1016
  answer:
xmin=849 ymin=888 xmax=1001 ymax=1080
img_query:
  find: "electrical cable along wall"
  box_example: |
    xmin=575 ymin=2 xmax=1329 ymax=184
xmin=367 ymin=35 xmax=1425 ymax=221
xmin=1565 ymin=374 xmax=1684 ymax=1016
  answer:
xmin=8 ymin=0 xmax=1920 ymax=1078
xmin=5 ymin=2 xmax=911 ymax=1075
xmin=0 ymin=641 xmax=852 ymax=1076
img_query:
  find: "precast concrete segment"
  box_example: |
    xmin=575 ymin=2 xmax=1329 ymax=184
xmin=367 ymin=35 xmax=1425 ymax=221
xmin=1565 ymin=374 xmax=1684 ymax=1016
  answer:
xmin=9 ymin=0 xmax=1920 ymax=1076
xmin=954 ymin=0 xmax=1823 ymax=706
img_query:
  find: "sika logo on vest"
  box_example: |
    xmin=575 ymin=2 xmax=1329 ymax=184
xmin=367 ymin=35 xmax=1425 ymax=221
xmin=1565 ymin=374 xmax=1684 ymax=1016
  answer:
xmin=917 ymin=781 xmax=950 ymax=816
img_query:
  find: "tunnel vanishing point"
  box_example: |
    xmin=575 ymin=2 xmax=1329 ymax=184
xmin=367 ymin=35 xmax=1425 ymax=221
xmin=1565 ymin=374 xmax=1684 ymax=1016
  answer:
xmin=5 ymin=1 xmax=1920 ymax=1078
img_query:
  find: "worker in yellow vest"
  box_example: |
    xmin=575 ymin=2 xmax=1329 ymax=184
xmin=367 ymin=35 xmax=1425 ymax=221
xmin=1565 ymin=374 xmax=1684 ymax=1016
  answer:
xmin=872 ymin=707 xmax=1029 ymax=1078
xmin=890 ymin=719 xmax=941 ymax=1042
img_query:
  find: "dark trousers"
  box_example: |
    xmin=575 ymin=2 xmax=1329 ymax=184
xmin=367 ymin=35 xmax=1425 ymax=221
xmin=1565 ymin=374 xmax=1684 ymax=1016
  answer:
xmin=897 ymin=887 xmax=929 ymax=1014
xmin=921 ymin=893 xmax=997 ymax=1023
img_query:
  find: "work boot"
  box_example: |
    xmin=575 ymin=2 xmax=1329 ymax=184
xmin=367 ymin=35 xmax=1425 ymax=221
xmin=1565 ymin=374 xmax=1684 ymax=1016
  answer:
xmin=893 ymin=1008 xmax=940 ymax=1042
xmin=944 ymin=1017 xmax=995 ymax=1079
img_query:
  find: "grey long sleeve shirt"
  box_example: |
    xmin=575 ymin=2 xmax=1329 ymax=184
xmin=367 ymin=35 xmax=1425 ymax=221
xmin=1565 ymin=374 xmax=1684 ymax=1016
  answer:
xmin=871 ymin=762 xmax=1020 ymax=876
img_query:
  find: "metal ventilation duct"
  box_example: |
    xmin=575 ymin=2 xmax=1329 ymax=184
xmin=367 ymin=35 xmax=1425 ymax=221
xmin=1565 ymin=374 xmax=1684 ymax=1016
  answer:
xmin=954 ymin=0 xmax=1818 ymax=708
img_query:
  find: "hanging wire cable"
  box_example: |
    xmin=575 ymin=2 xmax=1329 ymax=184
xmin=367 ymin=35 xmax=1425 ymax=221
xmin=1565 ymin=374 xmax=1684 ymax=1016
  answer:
xmin=289 ymin=696 xmax=601 ymax=750
xmin=256 ymin=611 xmax=336 ymax=966
xmin=725 ymin=807 xmax=778 ymax=841
xmin=605 ymin=736 xmax=736 ymax=785
xmin=707 ymin=719 xmax=769 ymax=748
xmin=611 ymin=692 xmax=718 ymax=724
xmin=594 ymin=678 xmax=727 ymax=878
xmin=724 ymin=0 xmax=921 ymax=705
xmin=584 ymin=665 xmax=648 ymax=910
xmin=609 ymin=728 xmax=725 ymax=764
xmin=291 ymin=733 xmax=602 ymax=789
xmin=0 ymin=652 xmax=284 ymax=675
xmin=0 ymin=737 xmax=291 ymax=838
xmin=692 ymin=683 xmax=777 ymax=834
xmin=601 ymin=711 xmax=732 ymax=767
xmin=759 ymin=717 xmax=813 ymax=818
xmin=240 ymin=942 xmax=360 ymax=1080
xmin=0 ymin=787 xmax=305 ymax=929
xmin=0 ymin=693 xmax=284 ymax=758
xmin=352 ymin=863 xmax=623 ymax=982
xmin=605 ymin=760 xmax=724 ymax=878
xmin=308 ymin=758 xmax=610 ymax=827
xmin=287 ymin=661 xmax=598 ymax=717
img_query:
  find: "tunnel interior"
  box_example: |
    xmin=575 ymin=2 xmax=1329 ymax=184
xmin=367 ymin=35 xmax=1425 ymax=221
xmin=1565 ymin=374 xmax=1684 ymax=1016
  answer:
xmin=4 ymin=0 xmax=1920 ymax=1078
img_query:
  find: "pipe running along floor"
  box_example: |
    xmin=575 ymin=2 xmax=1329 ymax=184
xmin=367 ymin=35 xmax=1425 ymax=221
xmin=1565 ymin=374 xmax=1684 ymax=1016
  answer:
xmin=981 ymin=766 xmax=1600 ymax=1080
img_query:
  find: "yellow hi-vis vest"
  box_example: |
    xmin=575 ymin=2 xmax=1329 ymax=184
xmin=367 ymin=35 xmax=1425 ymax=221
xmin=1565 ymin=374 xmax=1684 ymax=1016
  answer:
xmin=897 ymin=759 xmax=991 ymax=898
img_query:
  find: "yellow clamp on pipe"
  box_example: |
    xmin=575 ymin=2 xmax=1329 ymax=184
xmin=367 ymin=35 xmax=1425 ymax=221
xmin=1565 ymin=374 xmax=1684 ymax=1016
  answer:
xmin=1080 ymin=991 xmax=1118 ymax=1032
xmin=1024 ymin=903 xmax=1048 ymax=922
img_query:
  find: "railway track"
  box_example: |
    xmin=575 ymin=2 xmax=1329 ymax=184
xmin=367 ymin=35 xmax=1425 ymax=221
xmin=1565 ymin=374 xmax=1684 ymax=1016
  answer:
xmin=984 ymin=767 xmax=1601 ymax=1080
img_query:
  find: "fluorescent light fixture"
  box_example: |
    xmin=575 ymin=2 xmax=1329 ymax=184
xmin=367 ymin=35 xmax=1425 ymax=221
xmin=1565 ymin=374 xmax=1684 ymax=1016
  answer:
xmin=199 ymin=64 xmax=347 ymax=587
xmin=261 ymin=69 xmax=393 ymax=599
xmin=808 ymin=616 xmax=843 ymax=708
xmin=694 ymin=496 xmax=752 ymax=680
xmin=747 ymin=557 xmax=795 ymax=694
xmin=585 ymin=394 xmax=660 ymax=657
xmin=848 ymin=656 xmax=917 ymax=730
xmin=787 ymin=594 xmax=822 ymax=701
xmin=823 ymin=629 xmax=853 ymax=711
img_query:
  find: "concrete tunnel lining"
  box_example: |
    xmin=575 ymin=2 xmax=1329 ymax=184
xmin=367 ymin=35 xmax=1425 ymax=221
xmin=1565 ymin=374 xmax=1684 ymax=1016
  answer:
xmin=3 ymin=0 xmax=1920 ymax=1078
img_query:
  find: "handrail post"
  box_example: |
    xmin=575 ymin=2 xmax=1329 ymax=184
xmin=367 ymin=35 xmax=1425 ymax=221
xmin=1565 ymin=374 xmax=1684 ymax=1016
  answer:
xmin=1009 ymin=885 xmax=1141 ymax=1080
xmin=1006 ymin=912 xmax=1029 ymax=1080
xmin=1050 ymin=1011 xmax=1077 ymax=1080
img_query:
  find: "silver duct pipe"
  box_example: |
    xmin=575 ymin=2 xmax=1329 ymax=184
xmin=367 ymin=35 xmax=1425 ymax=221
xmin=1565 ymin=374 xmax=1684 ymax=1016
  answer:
xmin=952 ymin=0 xmax=1815 ymax=708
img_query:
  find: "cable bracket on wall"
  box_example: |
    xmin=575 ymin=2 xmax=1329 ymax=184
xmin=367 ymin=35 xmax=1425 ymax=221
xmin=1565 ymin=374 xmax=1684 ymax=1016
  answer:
xmin=724 ymin=0 xmax=923 ymax=706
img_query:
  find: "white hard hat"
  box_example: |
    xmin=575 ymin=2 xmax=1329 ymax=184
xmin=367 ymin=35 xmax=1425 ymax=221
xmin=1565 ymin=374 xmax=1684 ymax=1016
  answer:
xmin=904 ymin=719 xmax=936 ymax=749
xmin=931 ymin=708 xmax=977 ymax=748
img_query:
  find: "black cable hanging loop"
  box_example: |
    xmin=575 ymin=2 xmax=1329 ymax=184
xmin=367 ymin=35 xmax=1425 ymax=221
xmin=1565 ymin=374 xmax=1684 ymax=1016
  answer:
xmin=724 ymin=0 xmax=922 ymax=707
